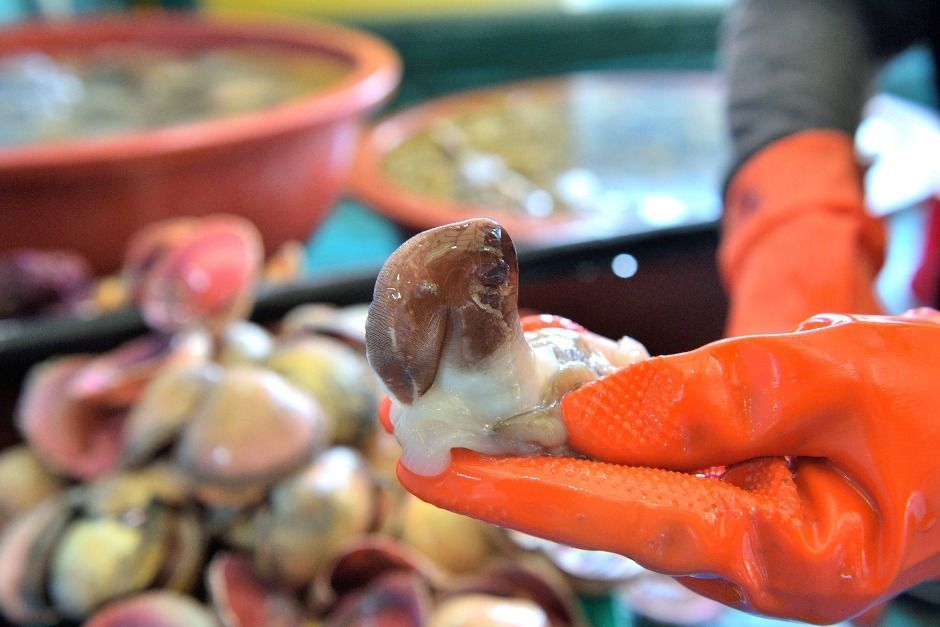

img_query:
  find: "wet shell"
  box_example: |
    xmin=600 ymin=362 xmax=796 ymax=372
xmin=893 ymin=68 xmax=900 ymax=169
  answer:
xmin=267 ymin=336 xmax=378 ymax=446
xmin=121 ymin=363 xmax=222 ymax=468
xmin=325 ymin=571 xmax=432 ymax=627
xmin=399 ymin=495 xmax=496 ymax=574
xmin=175 ymin=366 xmax=331 ymax=504
xmin=310 ymin=534 xmax=444 ymax=611
xmin=123 ymin=216 xmax=204 ymax=296
xmin=48 ymin=503 xmax=171 ymax=619
xmin=67 ymin=331 xmax=211 ymax=408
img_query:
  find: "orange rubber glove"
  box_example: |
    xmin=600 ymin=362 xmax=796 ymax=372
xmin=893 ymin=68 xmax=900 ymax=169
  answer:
xmin=397 ymin=309 xmax=940 ymax=625
xmin=720 ymin=130 xmax=886 ymax=336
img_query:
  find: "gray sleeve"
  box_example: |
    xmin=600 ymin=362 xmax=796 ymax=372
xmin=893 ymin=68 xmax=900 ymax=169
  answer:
xmin=720 ymin=0 xmax=882 ymax=176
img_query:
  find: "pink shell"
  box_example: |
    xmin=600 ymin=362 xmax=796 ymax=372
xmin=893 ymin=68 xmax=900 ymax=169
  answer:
xmin=17 ymin=357 xmax=124 ymax=480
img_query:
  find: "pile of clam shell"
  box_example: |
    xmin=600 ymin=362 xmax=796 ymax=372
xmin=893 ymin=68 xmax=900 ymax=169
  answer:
xmin=0 ymin=214 xmax=606 ymax=627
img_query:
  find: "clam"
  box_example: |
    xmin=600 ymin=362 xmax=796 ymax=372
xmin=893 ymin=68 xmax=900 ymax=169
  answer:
xmin=77 ymin=467 xmax=206 ymax=597
xmin=280 ymin=303 xmax=370 ymax=351
xmin=399 ymin=495 xmax=496 ymax=575
xmin=175 ymin=366 xmax=331 ymax=508
xmin=217 ymin=320 xmax=275 ymax=367
xmin=82 ymin=464 xmax=191 ymax=518
xmin=0 ymin=491 xmax=80 ymax=625
xmin=267 ymin=336 xmax=378 ymax=446
xmin=207 ymin=551 xmax=306 ymax=627
xmin=123 ymin=216 xmax=204 ymax=295
xmin=0 ymin=445 xmax=66 ymax=528
xmin=252 ymin=447 xmax=378 ymax=590
xmin=124 ymin=214 xmax=264 ymax=335
xmin=121 ymin=363 xmax=222 ymax=467
xmin=311 ymin=534 xmax=443 ymax=611
xmin=429 ymin=594 xmax=550 ymax=627
xmin=48 ymin=502 xmax=171 ymax=620
xmin=85 ymin=591 xmax=219 ymax=627
xmin=324 ymin=570 xmax=432 ymax=627
xmin=16 ymin=356 xmax=124 ymax=480
xmin=67 ymin=330 xmax=212 ymax=408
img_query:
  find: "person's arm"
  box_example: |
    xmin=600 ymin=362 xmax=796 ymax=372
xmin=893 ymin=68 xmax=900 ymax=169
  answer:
xmin=723 ymin=0 xmax=881 ymax=172
xmin=719 ymin=0 xmax=893 ymax=336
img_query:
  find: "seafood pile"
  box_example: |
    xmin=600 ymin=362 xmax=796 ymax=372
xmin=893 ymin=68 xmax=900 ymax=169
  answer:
xmin=0 ymin=236 xmax=305 ymax=322
xmin=0 ymin=214 xmax=602 ymax=626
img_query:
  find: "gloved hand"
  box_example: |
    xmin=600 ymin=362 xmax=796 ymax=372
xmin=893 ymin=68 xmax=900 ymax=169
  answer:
xmin=720 ymin=130 xmax=886 ymax=336
xmin=396 ymin=309 xmax=940 ymax=625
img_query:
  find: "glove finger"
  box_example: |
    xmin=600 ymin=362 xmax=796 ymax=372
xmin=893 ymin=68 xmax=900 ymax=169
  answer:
xmin=561 ymin=328 xmax=864 ymax=470
xmin=399 ymin=450 xmax=795 ymax=580
xmin=399 ymin=450 xmax=878 ymax=624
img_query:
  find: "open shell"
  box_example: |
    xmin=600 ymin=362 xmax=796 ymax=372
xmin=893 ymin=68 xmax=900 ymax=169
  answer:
xmin=126 ymin=214 xmax=264 ymax=335
xmin=310 ymin=534 xmax=445 ymax=612
xmin=67 ymin=331 xmax=211 ymax=408
xmin=325 ymin=570 xmax=432 ymax=626
xmin=206 ymin=551 xmax=305 ymax=627
xmin=16 ymin=357 xmax=124 ymax=480
xmin=121 ymin=363 xmax=222 ymax=468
